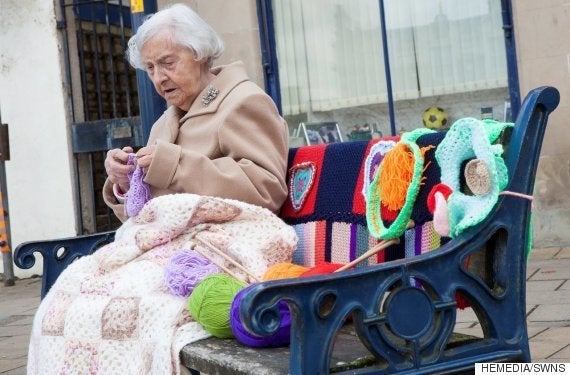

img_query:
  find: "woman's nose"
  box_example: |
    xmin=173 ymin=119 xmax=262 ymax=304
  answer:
xmin=151 ymin=67 xmax=168 ymax=85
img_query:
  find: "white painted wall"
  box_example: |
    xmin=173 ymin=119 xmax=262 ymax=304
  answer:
xmin=0 ymin=0 xmax=77 ymax=277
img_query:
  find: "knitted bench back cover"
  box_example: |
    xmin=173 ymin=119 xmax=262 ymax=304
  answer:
xmin=280 ymin=135 xmax=453 ymax=269
xmin=280 ymin=138 xmax=401 ymax=268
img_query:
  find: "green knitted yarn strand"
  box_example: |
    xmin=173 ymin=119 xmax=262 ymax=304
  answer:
xmin=526 ymin=211 xmax=533 ymax=260
xmin=188 ymin=273 xmax=247 ymax=338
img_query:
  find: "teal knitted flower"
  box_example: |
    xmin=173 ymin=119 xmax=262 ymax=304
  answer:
xmin=435 ymin=118 xmax=512 ymax=237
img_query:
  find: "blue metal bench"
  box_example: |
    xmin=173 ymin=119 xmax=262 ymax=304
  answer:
xmin=15 ymin=86 xmax=560 ymax=374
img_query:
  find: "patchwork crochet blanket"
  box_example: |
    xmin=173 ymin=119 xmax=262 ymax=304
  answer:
xmin=27 ymin=193 xmax=297 ymax=375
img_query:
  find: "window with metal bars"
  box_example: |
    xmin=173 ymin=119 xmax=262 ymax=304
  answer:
xmin=59 ymin=0 xmax=142 ymax=234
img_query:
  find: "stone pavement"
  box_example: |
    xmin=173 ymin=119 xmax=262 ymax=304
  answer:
xmin=1 ymin=247 xmax=569 ymax=374
xmin=0 ymin=277 xmax=40 ymax=375
xmin=455 ymin=246 xmax=570 ymax=362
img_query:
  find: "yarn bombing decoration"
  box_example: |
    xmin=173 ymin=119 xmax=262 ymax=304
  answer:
xmin=434 ymin=118 xmax=512 ymax=237
xmin=230 ymin=285 xmax=291 ymax=348
xmin=164 ymin=250 xmax=220 ymax=297
xmin=188 ymin=273 xmax=247 ymax=338
xmin=362 ymin=140 xmax=397 ymax=203
xmin=289 ymin=161 xmax=316 ymax=211
xmin=280 ymin=139 xmax=408 ymax=269
xmin=366 ymin=128 xmax=435 ymax=240
xmin=125 ymin=153 xmax=152 ymax=217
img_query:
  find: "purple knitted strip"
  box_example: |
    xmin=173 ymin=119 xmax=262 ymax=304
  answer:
xmin=414 ymin=224 xmax=423 ymax=256
xmin=125 ymin=153 xmax=152 ymax=217
xmin=349 ymin=223 xmax=357 ymax=261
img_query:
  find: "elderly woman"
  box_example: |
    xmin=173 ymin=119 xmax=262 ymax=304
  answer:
xmin=27 ymin=5 xmax=298 ymax=375
xmin=103 ymin=3 xmax=288 ymax=221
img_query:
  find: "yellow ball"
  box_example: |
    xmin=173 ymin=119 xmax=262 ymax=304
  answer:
xmin=422 ymin=106 xmax=449 ymax=130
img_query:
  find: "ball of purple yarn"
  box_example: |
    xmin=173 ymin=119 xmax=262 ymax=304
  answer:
xmin=230 ymin=285 xmax=291 ymax=347
xmin=164 ymin=250 xmax=220 ymax=297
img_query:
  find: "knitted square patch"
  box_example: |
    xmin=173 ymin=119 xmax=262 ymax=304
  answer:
xmin=187 ymin=197 xmax=242 ymax=227
xmin=80 ymin=275 xmax=115 ymax=296
xmin=61 ymin=340 xmax=99 ymax=374
xmin=101 ymin=297 xmax=140 ymax=340
xmin=41 ymin=291 xmax=76 ymax=336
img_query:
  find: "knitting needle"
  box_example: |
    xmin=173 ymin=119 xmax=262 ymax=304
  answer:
xmin=334 ymin=220 xmax=415 ymax=272
xmin=334 ymin=239 xmax=399 ymax=272
xmin=193 ymin=235 xmax=261 ymax=283
xmin=189 ymin=241 xmax=250 ymax=284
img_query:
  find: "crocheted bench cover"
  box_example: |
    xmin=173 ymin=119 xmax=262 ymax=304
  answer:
xmin=279 ymin=136 xmax=445 ymax=268
xmin=281 ymin=119 xmax=512 ymax=270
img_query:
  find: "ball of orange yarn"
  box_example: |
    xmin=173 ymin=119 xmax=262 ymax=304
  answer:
xmin=263 ymin=262 xmax=309 ymax=281
xmin=300 ymin=262 xmax=344 ymax=277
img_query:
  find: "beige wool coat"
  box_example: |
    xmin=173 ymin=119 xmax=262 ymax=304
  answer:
xmin=103 ymin=61 xmax=289 ymax=222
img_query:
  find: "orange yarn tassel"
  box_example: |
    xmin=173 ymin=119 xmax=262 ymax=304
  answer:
xmin=379 ymin=143 xmax=415 ymax=211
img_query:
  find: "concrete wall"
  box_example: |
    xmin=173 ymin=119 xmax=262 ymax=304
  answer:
xmin=513 ymin=1 xmax=570 ymax=247
xmin=0 ymin=0 xmax=77 ymax=277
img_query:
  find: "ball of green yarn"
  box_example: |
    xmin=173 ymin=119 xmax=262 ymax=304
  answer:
xmin=188 ymin=273 xmax=247 ymax=338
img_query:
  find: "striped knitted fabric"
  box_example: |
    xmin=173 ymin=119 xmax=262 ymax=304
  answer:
xmin=281 ymin=138 xmax=405 ymax=268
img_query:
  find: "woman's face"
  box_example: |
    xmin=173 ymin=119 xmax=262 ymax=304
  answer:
xmin=141 ymin=30 xmax=211 ymax=111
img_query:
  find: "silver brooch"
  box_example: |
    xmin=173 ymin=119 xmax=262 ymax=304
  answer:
xmin=201 ymin=85 xmax=219 ymax=106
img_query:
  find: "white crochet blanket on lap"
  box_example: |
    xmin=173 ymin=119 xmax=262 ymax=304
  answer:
xmin=27 ymin=194 xmax=297 ymax=374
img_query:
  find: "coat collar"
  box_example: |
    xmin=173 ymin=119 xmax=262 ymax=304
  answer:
xmin=178 ymin=61 xmax=249 ymax=123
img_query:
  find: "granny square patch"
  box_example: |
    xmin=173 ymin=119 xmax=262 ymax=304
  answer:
xmin=289 ymin=162 xmax=316 ymax=212
xmin=42 ymin=291 xmax=76 ymax=336
xmin=101 ymin=297 xmax=140 ymax=340
xmin=61 ymin=341 xmax=99 ymax=374
xmin=362 ymin=140 xmax=397 ymax=201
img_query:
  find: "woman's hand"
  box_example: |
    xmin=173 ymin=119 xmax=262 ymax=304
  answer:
xmin=136 ymin=145 xmax=156 ymax=171
xmin=104 ymin=146 xmax=134 ymax=191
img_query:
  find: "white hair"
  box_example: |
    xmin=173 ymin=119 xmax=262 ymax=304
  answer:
xmin=126 ymin=3 xmax=224 ymax=69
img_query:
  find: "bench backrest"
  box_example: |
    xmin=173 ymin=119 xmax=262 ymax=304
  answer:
xmin=279 ymin=134 xmax=449 ymax=269
xmin=279 ymin=124 xmax=516 ymax=271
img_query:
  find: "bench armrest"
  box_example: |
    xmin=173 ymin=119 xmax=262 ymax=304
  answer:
xmin=239 ymin=86 xmax=560 ymax=374
xmin=14 ymin=231 xmax=116 ymax=299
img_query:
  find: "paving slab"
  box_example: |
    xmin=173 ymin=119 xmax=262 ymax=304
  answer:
xmin=529 ymin=340 xmax=568 ymax=361
xmin=0 ymin=358 xmax=26 ymax=375
xmin=456 ymin=308 xmax=479 ymax=323
xmin=532 ymin=327 xmax=570 ymax=343
xmin=556 ymin=247 xmax=570 ymax=259
xmin=526 ymin=289 xmax=570 ymax=305
xmin=528 ymin=264 xmax=570 ymax=281
xmin=526 ymin=279 xmax=564 ymax=292
xmin=530 ymin=248 xmax=563 ymax=260
xmin=527 ymin=303 xmax=570 ymax=323
xmin=550 ymin=344 xmax=570 ymax=361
